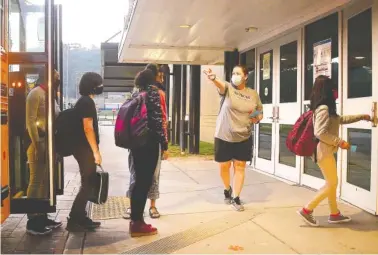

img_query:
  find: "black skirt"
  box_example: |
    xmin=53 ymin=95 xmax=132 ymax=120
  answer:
xmin=214 ymin=136 xmax=253 ymax=163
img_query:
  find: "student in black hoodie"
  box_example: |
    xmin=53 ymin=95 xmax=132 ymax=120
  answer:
xmin=124 ymin=64 xmax=168 ymax=220
xmin=66 ymin=72 xmax=104 ymax=232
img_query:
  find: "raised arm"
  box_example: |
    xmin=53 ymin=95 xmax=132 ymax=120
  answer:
xmin=203 ymin=68 xmax=227 ymax=95
xmin=340 ymin=114 xmax=370 ymax=124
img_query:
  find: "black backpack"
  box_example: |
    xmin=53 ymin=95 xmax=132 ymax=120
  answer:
xmin=55 ymin=108 xmax=81 ymax=157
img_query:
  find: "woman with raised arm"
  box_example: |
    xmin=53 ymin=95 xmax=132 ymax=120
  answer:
xmin=204 ymin=65 xmax=263 ymax=211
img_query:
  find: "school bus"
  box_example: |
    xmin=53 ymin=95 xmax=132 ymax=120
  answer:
xmin=1 ymin=0 xmax=64 ymax=223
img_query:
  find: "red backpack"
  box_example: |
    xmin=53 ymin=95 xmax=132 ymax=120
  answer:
xmin=286 ymin=111 xmax=318 ymax=159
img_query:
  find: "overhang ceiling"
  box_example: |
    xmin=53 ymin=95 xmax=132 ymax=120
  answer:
xmin=101 ymin=42 xmax=145 ymax=93
xmin=119 ymin=0 xmax=352 ymax=65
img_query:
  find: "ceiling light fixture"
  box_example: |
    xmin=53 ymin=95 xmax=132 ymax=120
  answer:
xmin=179 ymin=24 xmax=192 ymax=28
xmin=245 ymin=26 xmax=258 ymax=32
xmin=355 ymin=56 xmax=365 ymax=60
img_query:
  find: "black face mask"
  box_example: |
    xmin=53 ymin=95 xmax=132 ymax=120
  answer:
xmin=94 ymin=85 xmax=104 ymax=95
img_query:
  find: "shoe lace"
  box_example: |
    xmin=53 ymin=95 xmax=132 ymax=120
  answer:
xmin=307 ymin=213 xmax=316 ymax=222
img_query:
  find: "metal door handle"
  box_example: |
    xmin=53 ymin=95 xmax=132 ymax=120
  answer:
xmin=372 ymin=102 xmax=377 ymax=128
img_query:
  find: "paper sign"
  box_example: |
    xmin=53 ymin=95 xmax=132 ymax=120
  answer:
xmin=313 ymin=39 xmax=332 ymax=81
xmin=351 ymin=145 xmax=357 ymax=152
xmin=263 ymin=52 xmax=271 ymax=80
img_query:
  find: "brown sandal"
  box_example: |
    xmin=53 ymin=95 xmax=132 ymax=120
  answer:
xmin=149 ymin=207 xmax=160 ymax=218
xmin=123 ymin=207 xmax=131 ymax=219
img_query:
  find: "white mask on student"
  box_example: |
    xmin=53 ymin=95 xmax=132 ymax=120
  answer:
xmin=231 ymin=75 xmax=243 ymax=86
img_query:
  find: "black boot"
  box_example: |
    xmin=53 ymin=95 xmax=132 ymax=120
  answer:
xmin=26 ymin=215 xmax=52 ymax=236
xmin=43 ymin=214 xmax=63 ymax=229
xmin=66 ymin=216 xmax=101 ymax=232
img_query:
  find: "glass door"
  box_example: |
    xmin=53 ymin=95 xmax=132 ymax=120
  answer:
xmin=255 ymin=32 xmax=302 ymax=181
xmin=300 ymin=12 xmax=340 ymax=190
xmin=255 ymin=46 xmax=275 ymax=174
xmin=8 ymin=0 xmax=61 ymax=214
xmin=53 ymin=4 xmax=64 ymax=195
xmin=341 ymin=2 xmax=378 ymax=214
xmin=273 ymin=32 xmax=302 ymax=183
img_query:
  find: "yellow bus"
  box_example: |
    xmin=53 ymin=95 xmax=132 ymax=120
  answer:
xmin=1 ymin=0 xmax=64 ymax=223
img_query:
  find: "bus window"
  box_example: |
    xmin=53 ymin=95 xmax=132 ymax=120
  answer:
xmin=9 ymin=0 xmax=46 ymax=52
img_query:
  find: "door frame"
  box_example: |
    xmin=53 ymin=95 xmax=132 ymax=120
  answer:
xmin=300 ymin=11 xmax=343 ymax=191
xmin=8 ymin=0 xmax=60 ymax=214
xmin=273 ymin=31 xmax=302 ymax=183
xmin=339 ymin=0 xmax=378 ymax=214
xmin=255 ymin=31 xmax=302 ymax=182
xmin=255 ymin=43 xmax=275 ymax=174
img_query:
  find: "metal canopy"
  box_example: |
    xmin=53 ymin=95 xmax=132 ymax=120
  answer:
xmin=118 ymin=0 xmax=351 ymax=65
xmin=101 ymin=42 xmax=145 ymax=93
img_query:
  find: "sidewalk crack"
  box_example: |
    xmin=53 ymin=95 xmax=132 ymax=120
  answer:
xmin=251 ymin=220 xmax=300 ymax=254
xmin=80 ymin=232 xmax=87 ymax=254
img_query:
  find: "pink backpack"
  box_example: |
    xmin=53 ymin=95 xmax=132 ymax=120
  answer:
xmin=114 ymin=92 xmax=149 ymax=149
xmin=286 ymin=111 xmax=318 ymax=159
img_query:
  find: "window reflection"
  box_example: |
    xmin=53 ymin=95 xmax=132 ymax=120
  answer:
xmin=347 ymin=129 xmax=371 ymax=191
xmin=279 ymin=125 xmax=296 ymax=167
xmin=304 ymin=157 xmax=324 ymax=179
xmin=9 ymin=0 xmax=45 ymax=52
xmin=304 ymin=154 xmax=338 ymax=180
xmin=258 ymin=124 xmax=272 ymax=160
xmin=348 ymin=8 xmax=372 ymax=99
xmin=304 ymin=13 xmax=339 ymax=100
xmin=280 ymin=41 xmax=297 ymax=103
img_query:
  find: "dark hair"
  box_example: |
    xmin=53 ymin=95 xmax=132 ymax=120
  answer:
xmin=134 ymin=69 xmax=155 ymax=90
xmin=36 ymin=69 xmax=59 ymax=86
xmin=233 ymin=65 xmax=248 ymax=76
xmin=145 ymin=63 xmax=161 ymax=77
xmin=310 ymin=75 xmax=337 ymax=115
xmin=79 ymin=72 xmax=103 ymax=96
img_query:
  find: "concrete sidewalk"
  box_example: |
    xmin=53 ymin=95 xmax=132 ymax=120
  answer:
xmin=1 ymin=126 xmax=378 ymax=254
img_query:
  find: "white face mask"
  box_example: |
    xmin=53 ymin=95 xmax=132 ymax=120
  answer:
xmin=231 ymin=75 xmax=243 ymax=86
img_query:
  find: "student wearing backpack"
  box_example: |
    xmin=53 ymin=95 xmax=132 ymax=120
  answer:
xmin=203 ymin=65 xmax=263 ymax=211
xmin=124 ymin=64 xmax=167 ymax=220
xmin=25 ymin=69 xmax=63 ymax=235
xmin=66 ymin=72 xmax=104 ymax=232
xmin=297 ymin=75 xmax=372 ymax=227
xmin=128 ymin=69 xmax=168 ymax=237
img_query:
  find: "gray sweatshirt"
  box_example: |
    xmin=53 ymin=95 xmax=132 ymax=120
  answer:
xmin=26 ymin=86 xmax=60 ymax=146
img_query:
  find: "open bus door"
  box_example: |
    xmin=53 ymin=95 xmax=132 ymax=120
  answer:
xmin=1 ymin=0 xmax=64 ymax=223
xmin=1 ymin=0 xmax=11 ymax=223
